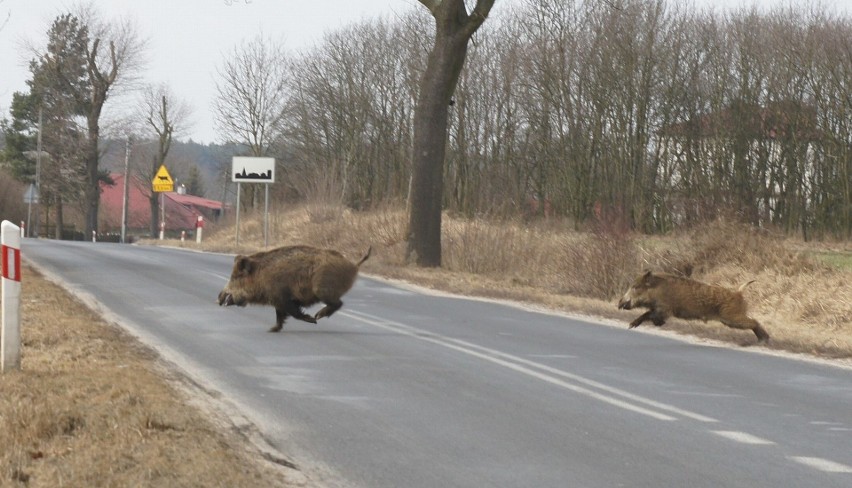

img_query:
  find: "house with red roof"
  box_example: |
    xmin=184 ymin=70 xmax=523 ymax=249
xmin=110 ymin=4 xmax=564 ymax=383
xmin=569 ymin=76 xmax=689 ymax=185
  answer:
xmin=100 ymin=173 xmax=225 ymax=240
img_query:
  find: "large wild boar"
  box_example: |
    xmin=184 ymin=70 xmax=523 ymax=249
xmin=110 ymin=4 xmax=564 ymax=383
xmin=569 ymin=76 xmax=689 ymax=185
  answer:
xmin=617 ymin=271 xmax=769 ymax=342
xmin=217 ymin=245 xmax=371 ymax=332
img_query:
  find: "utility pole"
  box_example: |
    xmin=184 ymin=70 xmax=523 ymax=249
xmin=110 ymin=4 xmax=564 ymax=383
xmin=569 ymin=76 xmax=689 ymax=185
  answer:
xmin=121 ymin=136 xmax=131 ymax=243
xmin=29 ymin=108 xmax=43 ymax=237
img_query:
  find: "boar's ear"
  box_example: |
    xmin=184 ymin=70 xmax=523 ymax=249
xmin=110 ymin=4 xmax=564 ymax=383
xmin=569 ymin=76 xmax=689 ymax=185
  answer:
xmin=641 ymin=270 xmax=652 ymax=281
xmin=235 ymin=255 xmax=255 ymax=275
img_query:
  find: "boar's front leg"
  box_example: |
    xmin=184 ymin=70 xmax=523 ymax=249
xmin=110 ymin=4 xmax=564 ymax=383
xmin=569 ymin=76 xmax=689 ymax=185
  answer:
xmin=270 ymin=301 xmax=318 ymax=332
xmin=270 ymin=307 xmax=289 ymax=333
xmin=629 ymin=309 xmax=667 ymax=328
xmin=286 ymin=300 xmax=318 ymax=325
xmin=629 ymin=311 xmax=653 ymax=328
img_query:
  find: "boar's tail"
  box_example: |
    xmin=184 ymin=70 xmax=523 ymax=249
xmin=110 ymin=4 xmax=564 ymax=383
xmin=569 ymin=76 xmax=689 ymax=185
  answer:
xmin=737 ymin=279 xmax=756 ymax=292
xmin=356 ymin=246 xmax=372 ymax=268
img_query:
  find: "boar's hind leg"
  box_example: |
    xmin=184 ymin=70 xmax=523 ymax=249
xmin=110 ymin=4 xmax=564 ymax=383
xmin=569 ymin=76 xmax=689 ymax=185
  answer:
xmin=314 ymin=300 xmax=343 ymax=320
xmin=721 ymin=317 xmax=770 ymax=343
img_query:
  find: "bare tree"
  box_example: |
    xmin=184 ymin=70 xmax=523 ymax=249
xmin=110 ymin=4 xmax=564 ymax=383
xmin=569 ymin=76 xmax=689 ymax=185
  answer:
xmin=213 ymin=34 xmax=289 ymax=209
xmin=285 ymin=16 xmax=425 ymax=209
xmin=407 ymin=0 xmax=497 ymax=267
xmin=77 ymin=5 xmax=144 ymax=236
xmin=246 ymin=0 xmax=851 ymax=239
xmin=0 ymin=0 xmax=9 ymax=33
xmin=136 ymin=83 xmax=192 ymax=236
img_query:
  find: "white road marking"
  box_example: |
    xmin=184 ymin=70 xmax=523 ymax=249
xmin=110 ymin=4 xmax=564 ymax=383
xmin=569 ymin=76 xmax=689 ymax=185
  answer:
xmin=342 ymin=308 xmax=852 ymax=476
xmin=789 ymin=456 xmax=852 ymax=473
xmin=527 ymin=354 xmax=578 ymax=359
xmin=711 ymin=430 xmax=775 ymax=445
xmin=199 ymin=270 xmax=229 ymax=280
xmin=342 ymin=310 xmax=722 ymax=423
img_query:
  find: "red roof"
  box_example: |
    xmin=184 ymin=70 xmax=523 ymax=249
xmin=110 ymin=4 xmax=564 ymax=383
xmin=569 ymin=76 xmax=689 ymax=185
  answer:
xmin=100 ymin=173 xmax=224 ymax=233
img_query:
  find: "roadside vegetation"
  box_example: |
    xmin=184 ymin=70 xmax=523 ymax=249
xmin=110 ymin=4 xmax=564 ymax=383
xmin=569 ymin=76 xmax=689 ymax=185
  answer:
xmin=2 ymin=0 xmax=851 ymax=484
xmin=188 ymin=206 xmax=851 ymax=359
xmin=2 ymin=204 xmax=848 ymax=487
xmin=0 ymin=265 xmax=305 ymax=487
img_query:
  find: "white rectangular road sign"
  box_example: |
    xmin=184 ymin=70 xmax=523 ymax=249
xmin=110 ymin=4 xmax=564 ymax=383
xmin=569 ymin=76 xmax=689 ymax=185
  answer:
xmin=23 ymin=184 xmax=39 ymax=204
xmin=232 ymin=157 xmax=275 ymax=183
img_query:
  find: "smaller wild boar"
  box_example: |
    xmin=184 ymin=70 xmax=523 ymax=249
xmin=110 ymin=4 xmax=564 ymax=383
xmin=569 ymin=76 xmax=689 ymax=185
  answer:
xmin=217 ymin=245 xmax=371 ymax=332
xmin=617 ymin=271 xmax=770 ymax=342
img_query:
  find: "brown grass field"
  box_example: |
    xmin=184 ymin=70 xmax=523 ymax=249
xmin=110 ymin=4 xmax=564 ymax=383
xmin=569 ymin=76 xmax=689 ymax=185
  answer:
xmin=1 ymin=205 xmax=850 ymax=486
xmin=195 ymin=206 xmax=851 ymax=358
xmin=0 ymin=265 xmax=307 ymax=487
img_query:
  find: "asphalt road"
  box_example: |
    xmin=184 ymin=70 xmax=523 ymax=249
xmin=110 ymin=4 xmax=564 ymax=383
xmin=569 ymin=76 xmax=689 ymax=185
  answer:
xmin=22 ymin=239 xmax=852 ymax=488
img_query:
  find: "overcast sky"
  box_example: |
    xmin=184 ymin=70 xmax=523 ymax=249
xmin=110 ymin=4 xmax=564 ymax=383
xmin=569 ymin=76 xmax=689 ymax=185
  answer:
xmin=1 ymin=0 xmax=850 ymax=144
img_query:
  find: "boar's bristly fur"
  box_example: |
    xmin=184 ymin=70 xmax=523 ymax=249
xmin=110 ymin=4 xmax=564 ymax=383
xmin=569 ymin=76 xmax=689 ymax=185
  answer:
xmin=617 ymin=271 xmax=769 ymax=342
xmin=217 ymin=245 xmax=371 ymax=332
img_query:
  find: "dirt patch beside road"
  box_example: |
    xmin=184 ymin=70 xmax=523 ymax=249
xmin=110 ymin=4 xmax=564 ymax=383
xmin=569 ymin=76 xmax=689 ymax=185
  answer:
xmin=0 ymin=264 xmax=309 ymax=487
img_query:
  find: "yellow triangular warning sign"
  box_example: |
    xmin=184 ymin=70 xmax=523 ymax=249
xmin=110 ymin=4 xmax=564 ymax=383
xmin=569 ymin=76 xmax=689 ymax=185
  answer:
xmin=152 ymin=165 xmax=174 ymax=192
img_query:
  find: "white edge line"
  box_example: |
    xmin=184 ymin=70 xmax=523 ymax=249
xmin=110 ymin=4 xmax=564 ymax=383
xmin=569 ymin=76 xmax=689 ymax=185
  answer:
xmin=789 ymin=456 xmax=852 ymax=473
xmin=711 ymin=430 xmax=775 ymax=445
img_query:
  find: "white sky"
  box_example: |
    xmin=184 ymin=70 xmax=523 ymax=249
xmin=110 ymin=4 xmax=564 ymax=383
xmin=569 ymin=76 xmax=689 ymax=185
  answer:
xmin=1 ymin=0 xmax=851 ymax=144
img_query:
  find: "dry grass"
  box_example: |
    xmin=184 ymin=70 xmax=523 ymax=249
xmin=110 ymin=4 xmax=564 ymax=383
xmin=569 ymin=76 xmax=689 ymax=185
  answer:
xmin=184 ymin=205 xmax=851 ymax=359
xmin=2 ymin=205 xmax=849 ymax=486
xmin=0 ymin=265 xmax=305 ymax=487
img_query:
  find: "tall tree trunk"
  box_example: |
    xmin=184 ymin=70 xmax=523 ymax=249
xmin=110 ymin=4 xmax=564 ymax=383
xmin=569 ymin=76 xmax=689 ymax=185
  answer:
xmin=149 ymin=188 xmax=159 ymax=237
xmin=54 ymin=199 xmax=63 ymax=239
xmin=407 ymin=0 xmax=495 ymax=267
xmin=84 ymin=38 xmax=118 ymax=237
xmin=84 ymin=126 xmax=101 ymax=236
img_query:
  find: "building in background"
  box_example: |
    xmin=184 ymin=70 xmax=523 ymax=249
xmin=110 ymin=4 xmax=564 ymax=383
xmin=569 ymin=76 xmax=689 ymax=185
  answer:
xmin=100 ymin=173 xmax=225 ymax=241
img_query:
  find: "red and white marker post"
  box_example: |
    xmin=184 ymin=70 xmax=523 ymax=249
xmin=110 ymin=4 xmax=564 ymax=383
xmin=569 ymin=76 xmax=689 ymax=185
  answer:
xmin=195 ymin=216 xmax=204 ymax=244
xmin=2 ymin=220 xmax=22 ymax=372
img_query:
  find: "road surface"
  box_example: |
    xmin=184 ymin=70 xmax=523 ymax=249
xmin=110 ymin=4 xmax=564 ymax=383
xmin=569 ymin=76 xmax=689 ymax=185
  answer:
xmin=23 ymin=239 xmax=852 ymax=487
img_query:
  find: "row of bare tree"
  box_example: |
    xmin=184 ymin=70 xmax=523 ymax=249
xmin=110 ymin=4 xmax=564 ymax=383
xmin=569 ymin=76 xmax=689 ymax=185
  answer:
xmin=215 ymin=0 xmax=850 ymax=239
xmin=0 ymin=4 xmax=200 ymax=238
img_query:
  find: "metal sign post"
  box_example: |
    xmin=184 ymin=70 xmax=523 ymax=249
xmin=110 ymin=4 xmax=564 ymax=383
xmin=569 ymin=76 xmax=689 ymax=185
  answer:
xmin=231 ymin=157 xmax=275 ymax=247
xmin=235 ymin=183 xmax=241 ymax=246
xmin=151 ymin=165 xmax=174 ymax=240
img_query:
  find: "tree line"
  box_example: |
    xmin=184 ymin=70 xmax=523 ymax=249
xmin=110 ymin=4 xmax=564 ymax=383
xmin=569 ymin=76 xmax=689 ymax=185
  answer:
xmin=259 ymin=0 xmax=848 ymax=239
xmin=4 ymin=0 xmax=851 ymax=241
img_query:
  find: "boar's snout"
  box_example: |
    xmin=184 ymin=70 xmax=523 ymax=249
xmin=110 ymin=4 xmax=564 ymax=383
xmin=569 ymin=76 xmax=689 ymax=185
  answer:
xmin=218 ymin=290 xmax=237 ymax=306
xmin=617 ymin=289 xmax=635 ymax=310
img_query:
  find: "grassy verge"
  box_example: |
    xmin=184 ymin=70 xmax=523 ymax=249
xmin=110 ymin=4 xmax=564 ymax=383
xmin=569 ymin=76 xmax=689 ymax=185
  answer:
xmin=180 ymin=205 xmax=851 ymax=359
xmin=3 ymin=205 xmax=847 ymax=485
xmin=0 ymin=265 xmax=305 ymax=487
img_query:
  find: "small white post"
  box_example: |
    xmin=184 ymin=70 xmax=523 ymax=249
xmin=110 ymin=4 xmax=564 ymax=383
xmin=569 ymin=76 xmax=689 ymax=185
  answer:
xmin=20 ymin=221 xmax=25 ymax=239
xmin=195 ymin=216 xmax=204 ymax=244
xmin=2 ymin=220 xmax=22 ymax=372
xmin=180 ymin=230 xmax=186 ymax=243
xmin=159 ymin=221 xmax=165 ymax=240
xmin=92 ymin=230 xmax=97 ymax=243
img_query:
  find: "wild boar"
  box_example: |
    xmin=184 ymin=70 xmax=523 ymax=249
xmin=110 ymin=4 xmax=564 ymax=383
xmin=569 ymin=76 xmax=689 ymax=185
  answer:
xmin=217 ymin=245 xmax=371 ymax=332
xmin=617 ymin=271 xmax=769 ymax=342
